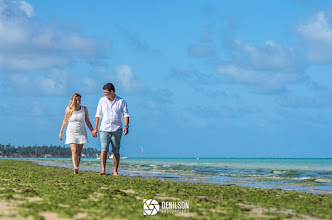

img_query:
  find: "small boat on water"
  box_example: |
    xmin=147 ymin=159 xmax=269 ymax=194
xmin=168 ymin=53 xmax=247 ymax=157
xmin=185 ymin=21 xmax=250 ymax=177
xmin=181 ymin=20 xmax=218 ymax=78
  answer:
xmin=97 ymin=154 xmax=127 ymax=159
xmin=96 ymin=154 xmax=128 ymax=160
xmin=109 ymin=154 xmax=128 ymax=159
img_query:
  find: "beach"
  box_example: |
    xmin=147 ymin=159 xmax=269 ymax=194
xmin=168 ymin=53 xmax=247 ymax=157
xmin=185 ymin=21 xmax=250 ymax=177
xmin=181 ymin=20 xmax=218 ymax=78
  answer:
xmin=0 ymin=159 xmax=331 ymax=219
xmin=15 ymin=157 xmax=332 ymax=194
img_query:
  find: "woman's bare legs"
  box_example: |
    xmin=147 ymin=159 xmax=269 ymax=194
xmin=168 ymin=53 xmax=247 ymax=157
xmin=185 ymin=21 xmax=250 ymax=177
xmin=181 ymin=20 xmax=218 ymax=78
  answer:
xmin=70 ymin=143 xmax=79 ymax=174
xmin=77 ymin=144 xmax=84 ymax=167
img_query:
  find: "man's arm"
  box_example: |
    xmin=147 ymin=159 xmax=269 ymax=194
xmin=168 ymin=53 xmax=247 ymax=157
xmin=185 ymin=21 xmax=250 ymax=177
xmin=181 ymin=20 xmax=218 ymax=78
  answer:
xmin=123 ymin=116 xmax=129 ymax=135
xmin=121 ymin=100 xmax=130 ymax=136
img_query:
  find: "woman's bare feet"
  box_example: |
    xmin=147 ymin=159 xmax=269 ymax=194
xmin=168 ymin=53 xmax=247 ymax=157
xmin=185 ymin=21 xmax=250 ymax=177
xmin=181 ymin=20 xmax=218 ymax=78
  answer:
xmin=74 ymin=168 xmax=78 ymax=174
xmin=99 ymin=170 xmax=106 ymax=175
xmin=113 ymin=170 xmax=119 ymax=176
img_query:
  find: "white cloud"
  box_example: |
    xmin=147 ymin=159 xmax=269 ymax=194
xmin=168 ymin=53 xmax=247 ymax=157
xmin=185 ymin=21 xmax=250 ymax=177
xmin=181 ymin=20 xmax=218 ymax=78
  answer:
xmin=9 ymin=70 xmax=68 ymax=96
xmin=218 ymin=64 xmax=300 ymax=92
xmin=39 ymin=70 xmax=67 ymax=95
xmin=297 ymin=11 xmax=332 ymax=63
xmin=0 ymin=55 xmax=68 ymax=70
xmin=217 ymin=39 xmax=305 ymax=92
xmin=297 ymin=11 xmax=332 ymax=44
xmin=217 ymin=9 xmax=332 ymax=94
xmin=108 ymin=65 xmax=145 ymax=94
xmin=81 ymin=78 xmax=98 ymax=93
xmin=7 ymin=70 xmax=104 ymax=96
xmin=0 ymin=0 xmax=33 ymax=18
xmin=0 ymin=0 xmax=107 ymax=71
xmin=233 ymin=39 xmax=305 ymax=72
xmin=18 ymin=0 xmax=33 ymax=18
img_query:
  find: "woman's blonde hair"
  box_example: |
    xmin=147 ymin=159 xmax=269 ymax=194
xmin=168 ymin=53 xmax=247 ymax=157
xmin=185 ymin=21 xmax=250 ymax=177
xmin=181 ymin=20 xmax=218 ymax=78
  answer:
xmin=68 ymin=93 xmax=81 ymax=117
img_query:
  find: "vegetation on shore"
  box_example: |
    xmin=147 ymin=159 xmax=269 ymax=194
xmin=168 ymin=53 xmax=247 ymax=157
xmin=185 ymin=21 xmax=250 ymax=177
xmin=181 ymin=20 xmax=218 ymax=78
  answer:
xmin=0 ymin=160 xmax=331 ymax=219
xmin=0 ymin=144 xmax=98 ymax=158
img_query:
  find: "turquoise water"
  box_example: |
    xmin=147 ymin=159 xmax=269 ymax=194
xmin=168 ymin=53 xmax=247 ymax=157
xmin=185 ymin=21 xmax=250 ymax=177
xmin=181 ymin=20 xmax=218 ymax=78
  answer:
xmin=5 ymin=157 xmax=332 ymax=194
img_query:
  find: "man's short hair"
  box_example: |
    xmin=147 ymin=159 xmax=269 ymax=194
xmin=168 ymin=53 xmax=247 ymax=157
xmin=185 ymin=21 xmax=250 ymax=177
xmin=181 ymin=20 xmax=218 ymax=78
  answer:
xmin=103 ymin=83 xmax=115 ymax=92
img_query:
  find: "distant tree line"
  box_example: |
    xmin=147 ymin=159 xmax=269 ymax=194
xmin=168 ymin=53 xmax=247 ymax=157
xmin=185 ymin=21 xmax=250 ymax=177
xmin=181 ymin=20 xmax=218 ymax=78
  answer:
xmin=0 ymin=144 xmax=99 ymax=158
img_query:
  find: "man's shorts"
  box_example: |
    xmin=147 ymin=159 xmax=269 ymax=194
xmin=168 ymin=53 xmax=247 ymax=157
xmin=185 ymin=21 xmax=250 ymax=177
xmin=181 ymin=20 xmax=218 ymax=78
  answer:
xmin=100 ymin=128 xmax=123 ymax=154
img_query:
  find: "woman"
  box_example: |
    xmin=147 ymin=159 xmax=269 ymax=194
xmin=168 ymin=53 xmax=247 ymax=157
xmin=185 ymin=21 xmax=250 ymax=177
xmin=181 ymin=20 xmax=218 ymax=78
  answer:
xmin=59 ymin=93 xmax=94 ymax=174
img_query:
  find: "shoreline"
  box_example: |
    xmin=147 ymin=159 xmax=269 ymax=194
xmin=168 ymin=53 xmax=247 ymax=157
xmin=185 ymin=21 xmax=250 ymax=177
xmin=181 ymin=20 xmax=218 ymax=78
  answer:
xmin=34 ymin=160 xmax=332 ymax=195
xmin=9 ymin=157 xmax=332 ymax=195
xmin=0 ymin=160 xmax=331 ymax=219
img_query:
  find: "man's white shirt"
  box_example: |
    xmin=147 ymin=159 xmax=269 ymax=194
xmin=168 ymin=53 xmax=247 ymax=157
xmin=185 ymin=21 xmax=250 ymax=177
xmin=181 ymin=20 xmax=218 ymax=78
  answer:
xmin=95 ymin=96 xmax=130 ymax=132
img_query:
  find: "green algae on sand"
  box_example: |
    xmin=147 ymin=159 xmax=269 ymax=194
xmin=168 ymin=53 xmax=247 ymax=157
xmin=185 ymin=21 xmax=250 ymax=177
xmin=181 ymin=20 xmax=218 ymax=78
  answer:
xmin=0 ymin=160 xmax=331 ymax=219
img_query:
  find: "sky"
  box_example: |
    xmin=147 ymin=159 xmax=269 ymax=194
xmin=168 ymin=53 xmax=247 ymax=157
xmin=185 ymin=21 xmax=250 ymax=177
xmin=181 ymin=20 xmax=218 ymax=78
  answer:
xmin=1 ymin=0 xmax=332 ymax=158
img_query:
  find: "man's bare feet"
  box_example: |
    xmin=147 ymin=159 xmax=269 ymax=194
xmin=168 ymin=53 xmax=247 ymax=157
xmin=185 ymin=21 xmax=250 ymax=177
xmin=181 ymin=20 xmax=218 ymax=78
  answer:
xmin=113 ymin=170 xmax=119 ymax=176
xmin=99 ymin=171 xmax=106 ymax=175
xmin=74 ymin=168 xmax=78 ymax=174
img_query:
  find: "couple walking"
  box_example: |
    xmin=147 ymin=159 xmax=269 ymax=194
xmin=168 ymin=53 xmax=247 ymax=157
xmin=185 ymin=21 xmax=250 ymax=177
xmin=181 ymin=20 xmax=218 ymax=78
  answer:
xmin=59 ymin=83 xmax=130 ymax=175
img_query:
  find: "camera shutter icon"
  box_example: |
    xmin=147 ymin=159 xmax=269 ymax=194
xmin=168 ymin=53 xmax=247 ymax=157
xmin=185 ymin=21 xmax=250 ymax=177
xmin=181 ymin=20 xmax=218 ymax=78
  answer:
xmin=143 ymin=199 xmax=160 ymax=215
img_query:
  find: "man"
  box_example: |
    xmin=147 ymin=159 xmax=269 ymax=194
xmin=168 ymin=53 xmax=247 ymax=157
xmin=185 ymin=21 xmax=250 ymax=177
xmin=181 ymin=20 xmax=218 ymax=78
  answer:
xmin=92 ymin=83 xmax=130 ymax=175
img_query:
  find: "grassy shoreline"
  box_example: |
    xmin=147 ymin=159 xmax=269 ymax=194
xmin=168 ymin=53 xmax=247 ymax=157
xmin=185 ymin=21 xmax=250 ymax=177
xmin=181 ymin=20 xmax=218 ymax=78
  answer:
xmin=0 ymin=160 xmax=331 ymax=219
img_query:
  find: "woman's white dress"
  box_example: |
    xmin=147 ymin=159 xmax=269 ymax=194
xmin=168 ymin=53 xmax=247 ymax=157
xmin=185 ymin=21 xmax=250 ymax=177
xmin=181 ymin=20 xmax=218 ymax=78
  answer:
xmin=65 ymin=106 xmax=88 ymax=144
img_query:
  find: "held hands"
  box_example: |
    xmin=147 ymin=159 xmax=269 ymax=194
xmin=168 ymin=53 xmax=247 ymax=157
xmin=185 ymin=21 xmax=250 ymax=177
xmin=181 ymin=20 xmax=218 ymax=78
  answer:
xmin=92 ymin=129 xmax=99 ymax=138
xmin=92 ymin=128 xmax=127 ymax=136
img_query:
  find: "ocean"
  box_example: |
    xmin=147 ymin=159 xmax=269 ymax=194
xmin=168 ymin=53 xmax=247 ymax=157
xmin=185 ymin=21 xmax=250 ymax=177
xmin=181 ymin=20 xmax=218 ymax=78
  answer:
xmin=5 ymin=157 xmax=332 ymax=194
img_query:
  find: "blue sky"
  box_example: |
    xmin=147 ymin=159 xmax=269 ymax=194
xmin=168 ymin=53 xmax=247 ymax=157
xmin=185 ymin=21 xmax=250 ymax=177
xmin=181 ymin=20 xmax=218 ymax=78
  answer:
xmin=1 ymin=0 xmax=332 ymax=157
